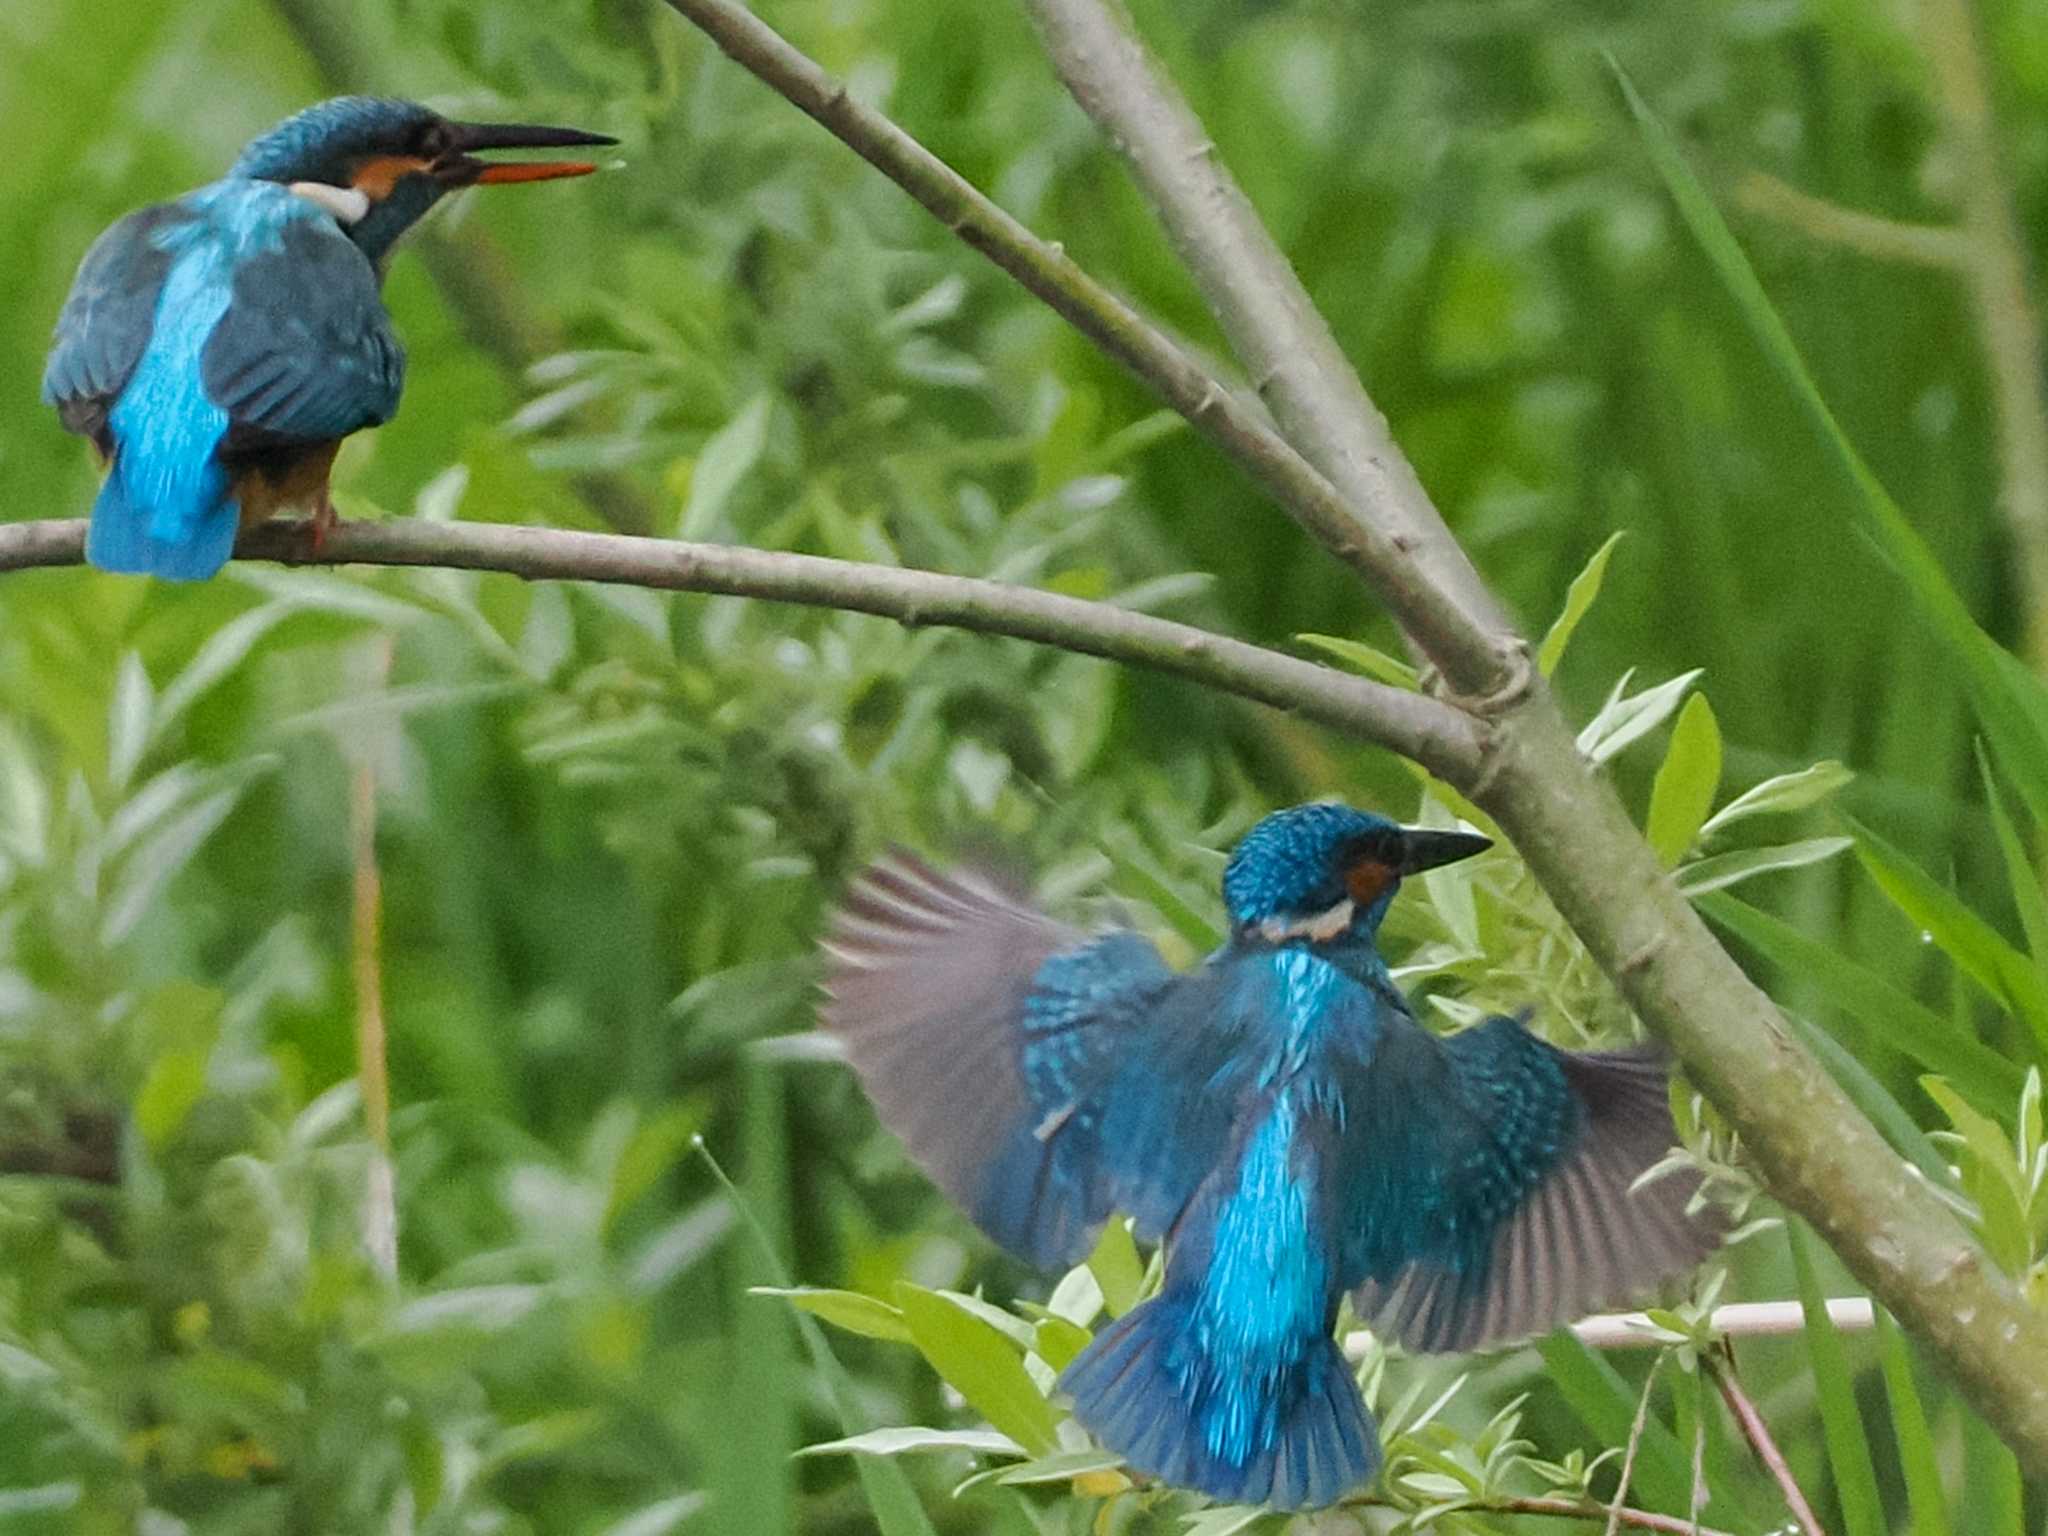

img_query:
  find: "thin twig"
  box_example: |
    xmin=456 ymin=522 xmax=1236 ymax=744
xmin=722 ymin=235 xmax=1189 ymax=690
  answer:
xmin=1736 ymin=172 xmax=1969 ymax=270
xmin=0 ymin=517 xmax=1483 ymax=781
xmin=1708 ymin=1346 xmax=1827 ymax=1536
xmin=1347 ymin=1493 xmax=1736 ymax=1536
xmin=1572 ymin=1298 xmax=1875 ymax=1349
xmin=1606 ymin=1352 xmax=1666 ymax=1536
xmin=654 ymin=0 xmax=1514 ymax=695
xmin=350 ymin=636 xmax=399 ymax=1281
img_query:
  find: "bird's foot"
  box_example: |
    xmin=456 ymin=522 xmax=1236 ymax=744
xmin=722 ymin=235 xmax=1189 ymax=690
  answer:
xmin=308 ymin=497 xmax=339 ymax=557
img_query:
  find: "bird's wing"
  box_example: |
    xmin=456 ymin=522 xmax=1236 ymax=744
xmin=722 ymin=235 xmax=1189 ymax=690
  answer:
xmin=201 ymin=203 xmax=405 ymax=451
xmin=43 ymin=203 xmax=197 ymax=453
xmin=1344 ymin=1015 xmax=1717 ymax=1354
xmin=821 ymin=851 xmax=1246 ymax=1268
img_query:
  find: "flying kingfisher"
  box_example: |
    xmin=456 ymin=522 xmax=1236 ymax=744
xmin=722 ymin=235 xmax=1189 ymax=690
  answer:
xmin=823 ymin=803 xmax=1717 ymax=1510
xmin=44 ymin=96 xmax=614 ymax=581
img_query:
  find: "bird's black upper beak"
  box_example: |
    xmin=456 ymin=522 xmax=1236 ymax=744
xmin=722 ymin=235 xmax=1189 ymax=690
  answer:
xmin=1395 ymin=827 xmax=1493 ymax=874
xmin=436 ymin=119 xmax=618 ymax=186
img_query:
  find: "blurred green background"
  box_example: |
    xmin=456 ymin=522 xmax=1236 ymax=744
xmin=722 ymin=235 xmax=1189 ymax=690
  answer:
xmin=4 ymin=0 xmax=2048 ymax=1530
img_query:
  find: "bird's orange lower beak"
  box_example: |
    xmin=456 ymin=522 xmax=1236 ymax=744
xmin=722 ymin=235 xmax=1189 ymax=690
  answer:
xmin=473 ymin=159 xmax=601 ymax=184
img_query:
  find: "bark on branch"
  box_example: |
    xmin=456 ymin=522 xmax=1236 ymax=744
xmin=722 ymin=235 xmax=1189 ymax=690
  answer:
xmin=0 ymin=518 xmax=1482 ymax=779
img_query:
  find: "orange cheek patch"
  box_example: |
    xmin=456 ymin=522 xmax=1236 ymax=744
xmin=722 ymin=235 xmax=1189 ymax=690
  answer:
xmin=1345 ymin=859 xmax=1396 ymax=908
xmin=351 ymin=155 xmax=430 ymax=199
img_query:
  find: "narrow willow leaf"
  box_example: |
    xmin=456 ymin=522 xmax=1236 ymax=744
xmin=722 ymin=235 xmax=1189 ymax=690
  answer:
xmin=991 ymin=1449 xmax=1126 ymax=1486
xmin=801 ymin=1427 xmax=1023 ymax=1459
xmin=1921 ymin=1078 xmax=2031 ymax=1273
xmin=1846 ymin=813 xmax=2048 ymax=1058
xmin=1617 ymin=64 xmax=2048 ymax=828
xmin=678 ymin=392 xmax=772 ymax=540
xmin=1578 ymin=670 xmax=1702 ymax=765
xmin=1295 ymin=633 xmax=1419 ymax=689
xmin=1086 ymin=1219 xmax=1145 ymax=1319
xmin=751 ymin=1287 xmax=910 ymax=1344
xmin=1873 ymin=1308 xmax=1953 ymax=1536
xmin=1697 ymin=893 xmax=2022 ymax=1111
xmin=1647 ymin=693 xmax=1722 ymax=865
xmin=1976 ymin=746 xmax=2048 ymax=964
xmin=1674 ymin=836 xmax=1850 ymax=897
xmin=1537 ymin=530 xmax=1626 ymax=676
xmin=895 ymin=1283 xmax=1059 ymax=1456
xmin=1789 ymin=1225 xmax=1886 ymax=1536
xmin=1699 ymin=760 xmax=1854 ymax=839
xmin=1960 ymin=1404 xmax=2023 ymax=1535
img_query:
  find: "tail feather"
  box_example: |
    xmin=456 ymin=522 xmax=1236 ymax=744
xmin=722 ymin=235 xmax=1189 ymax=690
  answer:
xmin=1061 ymin=1294 xmax=1380 ymax=1511
xmin=86 ymin=451 xmax=237 ymax=581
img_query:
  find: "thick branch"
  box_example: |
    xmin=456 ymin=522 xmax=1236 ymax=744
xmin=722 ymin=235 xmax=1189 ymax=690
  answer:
xmin=0 ymin=518 xmax=1482 ymax=780
xmin=1018 ymin=0 xmax=1513 ymax=683
xmin=654 ymin=0 xmax=1513 ymax=693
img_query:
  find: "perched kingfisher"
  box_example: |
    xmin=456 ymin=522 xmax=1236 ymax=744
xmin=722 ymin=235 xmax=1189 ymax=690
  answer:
xmin=823 ymin=803 xmax=1717 ymax=1510
xmin=44 ymin=96 xmax=614 ymax=581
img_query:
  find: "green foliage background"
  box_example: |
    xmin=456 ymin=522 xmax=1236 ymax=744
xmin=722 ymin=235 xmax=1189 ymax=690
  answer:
xmin=4 ymin=0 xmax=2048 ymax=1530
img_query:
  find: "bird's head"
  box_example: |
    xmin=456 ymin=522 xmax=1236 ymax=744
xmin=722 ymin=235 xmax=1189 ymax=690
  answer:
xmin=1221 ymin=802 xmax=1491 ymax=945
xmin=229 ymin=96 xmax=615 ymax=261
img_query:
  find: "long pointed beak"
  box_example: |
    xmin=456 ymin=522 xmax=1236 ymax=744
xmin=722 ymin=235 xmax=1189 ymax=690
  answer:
xmin=439 ymin=119 xmax=617 ymax=186
xmin=1396 ymin=827 xmax=1493 ymax=874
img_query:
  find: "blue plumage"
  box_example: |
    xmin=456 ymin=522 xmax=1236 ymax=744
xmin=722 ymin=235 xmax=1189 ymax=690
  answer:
xmin=45 ymin=96 xmax=613 ymax=580
xmin=823 ymin=804 xmax=1719 ymax=1510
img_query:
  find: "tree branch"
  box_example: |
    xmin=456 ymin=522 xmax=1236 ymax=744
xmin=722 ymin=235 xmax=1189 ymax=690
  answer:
xmin=0 ymin=518 xmax=1482 ymax=780
xmin=1709 ymin=1348 xmax=1828 ymax=1536
xmin=654 ymin=0 xmax=1515 ymax=695
xmin=1736 ymin=172 xmax=1969 ymax=270
xmin=1348 ymin=1492 xmax=1736 ymax=1536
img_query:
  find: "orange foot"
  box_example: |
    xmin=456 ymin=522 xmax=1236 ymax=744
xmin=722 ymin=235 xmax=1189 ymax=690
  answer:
xmin=309 ymin=495 xmax=339 ymax=557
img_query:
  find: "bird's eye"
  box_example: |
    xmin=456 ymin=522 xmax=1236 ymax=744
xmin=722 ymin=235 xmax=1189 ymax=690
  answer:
xmin=416 ymin=123 xmax=453 ymax=160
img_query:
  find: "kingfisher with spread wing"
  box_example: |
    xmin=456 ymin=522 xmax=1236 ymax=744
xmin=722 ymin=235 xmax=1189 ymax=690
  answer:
xmin=822 ymin=803 xmax=1717 ymax=1510
xmin=44 ymin=96 xmax=614 ymax=580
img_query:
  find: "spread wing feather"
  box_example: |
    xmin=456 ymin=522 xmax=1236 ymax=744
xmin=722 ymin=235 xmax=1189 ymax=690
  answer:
xmin=822 ymin=851 xmax=1246 ymax=1268
xmin=1348 ymin=1020 xmax=1717 ymax=1354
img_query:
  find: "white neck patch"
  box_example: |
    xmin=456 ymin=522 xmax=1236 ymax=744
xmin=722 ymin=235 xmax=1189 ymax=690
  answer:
xmin=289 ymin=181 xmax=371 ymax=225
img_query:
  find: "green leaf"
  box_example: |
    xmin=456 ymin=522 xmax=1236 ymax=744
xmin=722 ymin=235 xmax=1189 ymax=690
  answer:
xmin=1295 ymin=634 xmax=1419 ymax=689
xmin=1577 ymin=669 xmax=1702 ymax=765
xmin=1922 ymin=1078 xmax=2031 ymax=1273
xmin=1086 ymin=1218 xmax=1145 ymax=1319
xmin=1178 ymin=1507 xmax=1281 ymax=1536
xmin=1647 ymin=693 xmax=1722 ymax=865
xmin=1699 ymin=892 xmax=2023 ymax=1111
xmin=1789 ymin=1225 xmax=1886 ymax=1536
xmin=1032 ymin=1315 xmax=1092 ymax=1373
xmin=1847 ymin=813 xmax=2048 ymax=1059
xmin=1617 ymin=63 xmax=2048 ymax=830
xmin=1674 ymin=837 xmax=1851 ymax=896
xmin=799 ymin=1426 xmax=1024 ymax=1459
xmin=1977 ymin=746 xmax=2048 ymax=965
xmin=134 ymin=1046 xmax=208 ymax=1149
xmin=751 ymin=1287 xmax=911 ymax=1344
xmin=991 ymin=1449 xmax=1127 ymax=1486
xmin=678 ymin=392 xmax=773 ymax=540
xmin=1699 ymin=760 xmax=1854 ymax=839
xmin=894 ymin=1283 xmax=1059 ymax=1456
xmin=1537 ymin=530 xmax=1626 ymax=676
xmin=1873 ymin=1308 xmax=1953 ymax=1536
